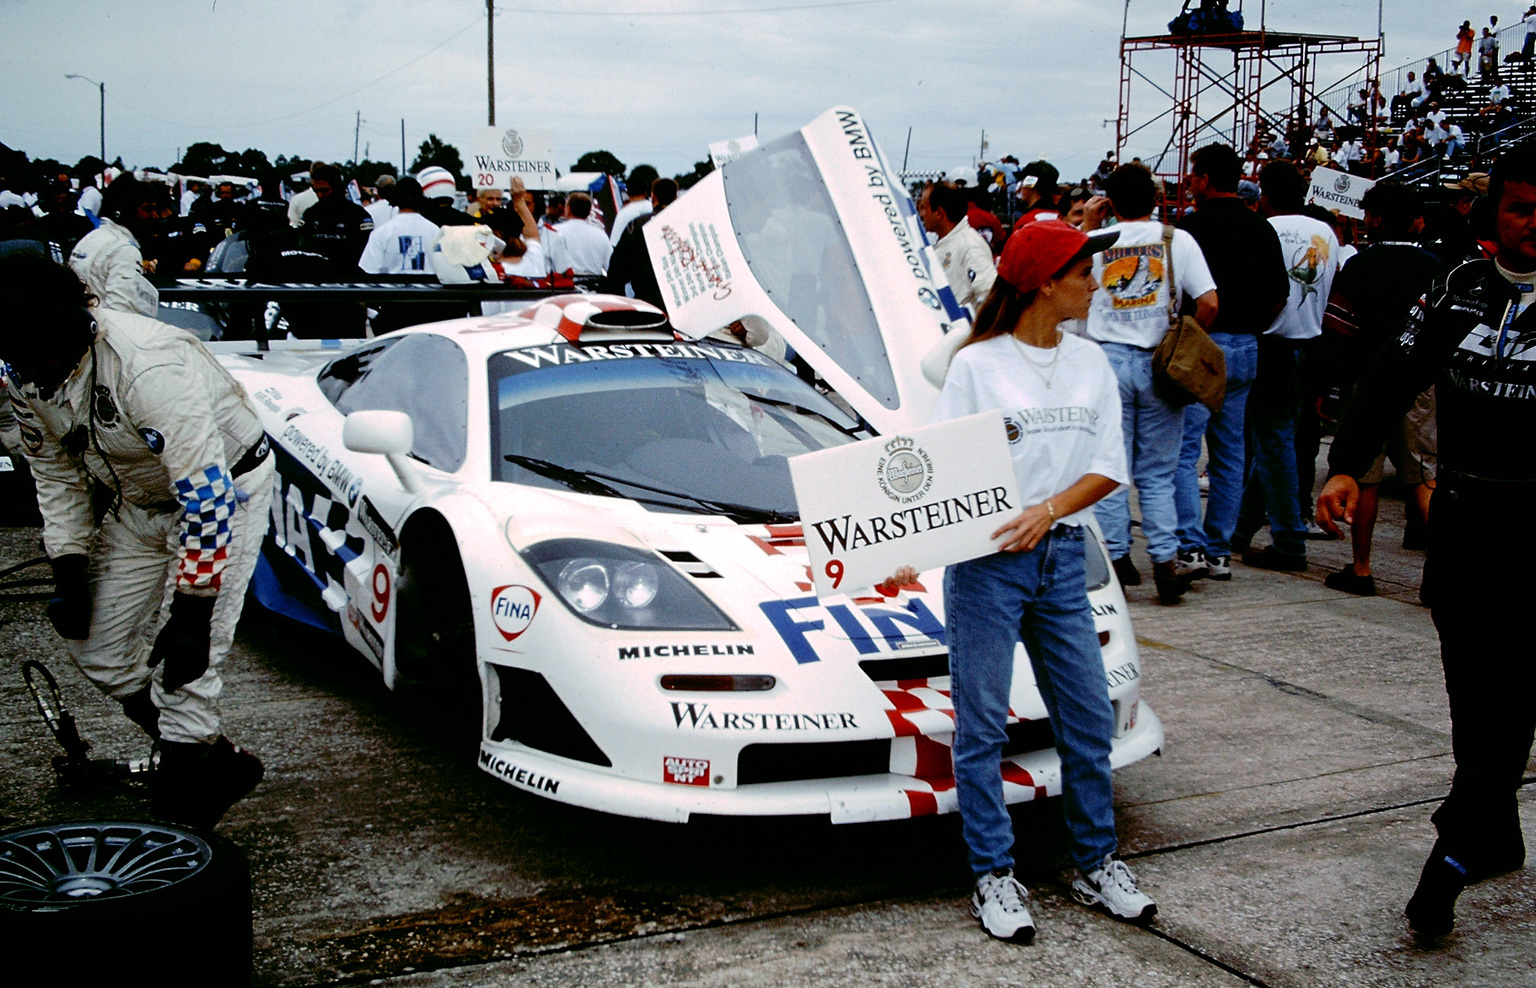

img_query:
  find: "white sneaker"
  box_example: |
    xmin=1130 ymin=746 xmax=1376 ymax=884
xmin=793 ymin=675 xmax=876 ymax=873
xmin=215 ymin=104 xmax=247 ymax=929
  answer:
xmin=1072 ymin=856 xmax=1157 ymax=923
xmin=972 ymin=869 xmax=1036 ymax=943
xmin=1207 ymin=554 xmax=1232 ymax=581
xmin=1174 ymin=548 xmax=1209 ymax=580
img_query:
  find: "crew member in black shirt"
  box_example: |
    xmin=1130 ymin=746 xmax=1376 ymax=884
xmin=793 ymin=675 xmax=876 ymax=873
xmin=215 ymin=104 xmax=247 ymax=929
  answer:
xmin=1318 ymin=145 xmax=1536 ymax=938
xmin=299 ymin=162 xmax=373 ymax=273
xmin=1171 ymin=143 xmax=1289 ymax=581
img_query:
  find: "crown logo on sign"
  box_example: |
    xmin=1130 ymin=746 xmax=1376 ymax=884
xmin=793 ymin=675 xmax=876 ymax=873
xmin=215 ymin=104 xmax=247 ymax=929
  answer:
xmin=884 ymin=436 xmax=916 ymax=454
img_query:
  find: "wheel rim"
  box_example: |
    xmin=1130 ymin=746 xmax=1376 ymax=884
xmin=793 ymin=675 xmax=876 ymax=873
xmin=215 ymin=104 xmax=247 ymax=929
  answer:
xmin=0 ymin=821 xmax=212 ymax=910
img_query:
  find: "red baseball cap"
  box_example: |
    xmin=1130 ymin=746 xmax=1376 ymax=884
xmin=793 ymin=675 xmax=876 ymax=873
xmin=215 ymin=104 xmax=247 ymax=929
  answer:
xmin=996 ymin=220 xmax=1118 ymax=293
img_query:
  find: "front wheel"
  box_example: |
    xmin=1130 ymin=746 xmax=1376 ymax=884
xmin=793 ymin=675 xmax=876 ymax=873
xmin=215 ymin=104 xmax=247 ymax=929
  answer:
xmin=393 ymin=516 xmax=481 ymax=742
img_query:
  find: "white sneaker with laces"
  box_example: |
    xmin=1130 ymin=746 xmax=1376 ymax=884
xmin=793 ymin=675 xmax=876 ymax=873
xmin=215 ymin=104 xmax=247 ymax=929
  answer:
xmin=1174 ymin=548 xmax=1209 ymax=580
xmin=1072 ymin=856 xmax=1157 ymax=923
xmin=972 ymin=869 xmax=1036 ymax=943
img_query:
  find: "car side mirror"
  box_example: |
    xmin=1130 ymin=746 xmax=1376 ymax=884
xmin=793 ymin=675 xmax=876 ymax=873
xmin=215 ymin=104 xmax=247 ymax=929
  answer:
xmin=343 ymin=410 xmax=422 ymax=493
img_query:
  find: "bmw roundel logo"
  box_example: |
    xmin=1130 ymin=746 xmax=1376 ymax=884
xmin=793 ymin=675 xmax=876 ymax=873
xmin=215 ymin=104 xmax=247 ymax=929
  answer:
xmin=346 ymin=476 xmax=363 ymax=507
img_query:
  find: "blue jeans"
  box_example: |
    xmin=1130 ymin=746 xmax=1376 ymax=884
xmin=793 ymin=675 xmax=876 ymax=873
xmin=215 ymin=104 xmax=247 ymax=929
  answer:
xmin=1175 ymin=332 xmax=1257 ymax=557
xmin=1093 ymin=343 xmax=1185 ymax=564
xmin=1237 ymin=337 xmax=1307 ymax=555
xmin=944 ymin=528 xmax=1119 ymax=876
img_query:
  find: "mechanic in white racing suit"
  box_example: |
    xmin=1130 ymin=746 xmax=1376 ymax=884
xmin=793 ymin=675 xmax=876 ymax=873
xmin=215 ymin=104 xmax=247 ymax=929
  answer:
xmin=67 ymin=173 xmax=167 ymax=318
xmin=0 ymin=251 xmax=273 ymax=829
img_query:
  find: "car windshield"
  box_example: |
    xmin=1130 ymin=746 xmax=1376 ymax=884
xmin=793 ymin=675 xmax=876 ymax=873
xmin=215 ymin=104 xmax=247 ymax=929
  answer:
xmin=490 ymin=339 xmax=864 ymax=520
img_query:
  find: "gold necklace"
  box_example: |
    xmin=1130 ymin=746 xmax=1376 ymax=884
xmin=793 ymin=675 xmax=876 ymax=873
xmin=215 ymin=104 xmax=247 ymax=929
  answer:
xmin=1013 ymin=330 xmax=1064 ymax=389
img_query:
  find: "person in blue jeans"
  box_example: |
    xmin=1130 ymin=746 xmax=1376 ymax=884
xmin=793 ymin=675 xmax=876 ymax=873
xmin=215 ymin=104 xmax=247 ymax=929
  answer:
xmin=1173 ymin=144 xmax=1289 ymax=580
xmin=889 ymin=220 xmax=1156 ymax=945
xmin=1079 ymin=164 xmax=1218 ymax=602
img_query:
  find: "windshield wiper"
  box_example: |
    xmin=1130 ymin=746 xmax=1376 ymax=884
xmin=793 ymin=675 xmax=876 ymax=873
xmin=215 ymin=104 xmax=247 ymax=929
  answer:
xmin=743 ymin=392 xmax=868 ymax=438
xmin=504 ymin=454 xmax=795 ymax=524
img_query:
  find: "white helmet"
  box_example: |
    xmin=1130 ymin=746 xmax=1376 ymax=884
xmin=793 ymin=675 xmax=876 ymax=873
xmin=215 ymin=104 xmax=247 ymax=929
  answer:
xmin=416 ymin=165 xmax=457 ymax=201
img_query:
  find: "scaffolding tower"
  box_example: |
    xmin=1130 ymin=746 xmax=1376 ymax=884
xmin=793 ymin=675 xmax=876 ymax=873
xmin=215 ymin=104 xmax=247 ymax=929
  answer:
xmin=1117 ymin=29 xmax=1380 ymax=209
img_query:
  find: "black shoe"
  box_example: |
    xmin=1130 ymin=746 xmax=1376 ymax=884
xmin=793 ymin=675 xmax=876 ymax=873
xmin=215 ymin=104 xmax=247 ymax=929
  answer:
xmin=1241 ymin=545 xmax=1308 ymax=572
xmin=1405 ymin=850 xmax=1469 ymax=939
xmin=1112 ymin=555 xmax=1142 ymax=587
xmin=1403 ymin=509 xmax=1428 ymax=551
xmin=1230 ymin=531 xmax=1253 ymax=555
xmin=1152 ymin=560 xmax=1189 ymax=602
xmin=151 ymin=737 xmax=264 ymax=830
xmin=1324 ymin=564 xmax=1376 ymax=596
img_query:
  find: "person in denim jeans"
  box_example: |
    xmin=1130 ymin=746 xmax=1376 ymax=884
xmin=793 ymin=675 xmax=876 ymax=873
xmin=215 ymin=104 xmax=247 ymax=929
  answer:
xmin=888 ymin=220 xmax=1155 ymax=945
xmin=1079 ymin=165 xmax=1217 ymax=601
xmin=1173 ymin=144 xmax=1289 ymax=580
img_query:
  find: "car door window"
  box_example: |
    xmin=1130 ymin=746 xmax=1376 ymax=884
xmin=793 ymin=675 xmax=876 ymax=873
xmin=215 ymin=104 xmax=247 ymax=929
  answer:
xmin=319 ymin=334 xmax=469 ymax=472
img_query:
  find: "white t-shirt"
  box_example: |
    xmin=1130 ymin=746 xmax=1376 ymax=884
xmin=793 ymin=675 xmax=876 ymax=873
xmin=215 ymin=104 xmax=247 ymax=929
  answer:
xmin=1083 ymin=220 xmax=1217 ymax=349
xmin=932 ymin=333 xmax=1127 ymax=528
xmin=554 ymin=218 xmax=613 ymax=275
xmin=359 ymin=211 xmax=441 ymax=274
xmin=1266 ymin=213 xmax=1340 ymax=340
xmin=1491 ymin=83 xmax=1512 ymax=103
xmin=77 ymin=185 xmax=102 ymax=218
xmin=364 ymin=199 xmax=398 ymax=228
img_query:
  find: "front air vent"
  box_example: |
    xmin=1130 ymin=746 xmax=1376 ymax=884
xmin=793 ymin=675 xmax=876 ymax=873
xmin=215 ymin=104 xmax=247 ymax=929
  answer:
xmin=659 ymin=549 xmax=722 ymax=578
xmin=490 ymin=666 xmax=612 ymax=767
xmin=737 ymin=739 xmax=891 ymax=785
xmin=858 ymin=653 xmax=950 ymax=682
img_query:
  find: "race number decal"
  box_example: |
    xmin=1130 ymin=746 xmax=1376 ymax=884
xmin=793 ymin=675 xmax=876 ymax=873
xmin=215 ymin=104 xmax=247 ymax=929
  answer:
xmin=370 ymin=564 xmax=391 ymax=623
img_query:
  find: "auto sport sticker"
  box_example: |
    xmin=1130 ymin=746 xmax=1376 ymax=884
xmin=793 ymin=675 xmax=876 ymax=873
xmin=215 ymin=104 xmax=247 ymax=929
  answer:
xmin=663 ymin=756 xmax=711 ymax=786
xmin=491 ymin=584 xmax=540 ymax=641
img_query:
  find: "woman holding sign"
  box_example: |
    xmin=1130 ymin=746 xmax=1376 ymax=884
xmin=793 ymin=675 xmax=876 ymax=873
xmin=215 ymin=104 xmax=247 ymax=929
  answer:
xmin=890 ymin=220 xmax=1153 ymax=944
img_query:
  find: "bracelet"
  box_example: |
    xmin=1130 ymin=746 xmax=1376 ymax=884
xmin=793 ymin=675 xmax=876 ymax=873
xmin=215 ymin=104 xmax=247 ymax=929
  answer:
xmin=1046 ymin=499 xmax=1057 ymax=522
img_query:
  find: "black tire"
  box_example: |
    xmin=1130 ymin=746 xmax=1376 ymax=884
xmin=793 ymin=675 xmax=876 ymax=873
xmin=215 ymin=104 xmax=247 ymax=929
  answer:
xmin=0 ymin=820 xmax=253 ymax=986
xmin=393 ymin=514 xmax=482 ymax=741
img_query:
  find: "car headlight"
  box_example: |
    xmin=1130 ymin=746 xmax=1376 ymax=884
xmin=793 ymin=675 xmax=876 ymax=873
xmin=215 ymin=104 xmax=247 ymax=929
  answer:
xmin=524 ymin=539 xmax=737 ymax=630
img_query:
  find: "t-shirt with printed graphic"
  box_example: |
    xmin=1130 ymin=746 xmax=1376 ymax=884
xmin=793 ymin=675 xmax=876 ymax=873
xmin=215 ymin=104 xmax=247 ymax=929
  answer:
xmin=1083 ymin=220 xmax=1216 ymax=349
xmin=1265 ymin=213 xmax=1340 ymax=340
xmin=932 ymin=333 xmax=1127 ymax=528
xmin=359 ymin=211 xmax=441 ymax=275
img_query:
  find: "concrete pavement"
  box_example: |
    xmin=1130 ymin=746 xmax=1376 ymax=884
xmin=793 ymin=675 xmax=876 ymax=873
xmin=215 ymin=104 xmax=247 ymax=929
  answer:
xmin=0 ymin=479 xmax=1531 ymax=987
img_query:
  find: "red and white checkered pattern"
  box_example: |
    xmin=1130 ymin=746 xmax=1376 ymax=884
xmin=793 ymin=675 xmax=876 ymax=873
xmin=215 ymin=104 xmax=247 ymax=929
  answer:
xmin=879 ymin=677 xmax=1051 ymax=818
xmin=513 ymin=294 xmax=666 ymax=342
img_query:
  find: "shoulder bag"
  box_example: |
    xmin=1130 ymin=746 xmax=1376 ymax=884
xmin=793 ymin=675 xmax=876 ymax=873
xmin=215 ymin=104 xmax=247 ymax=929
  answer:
xmin=1151 ymin=224 xmax=1227 ymax=413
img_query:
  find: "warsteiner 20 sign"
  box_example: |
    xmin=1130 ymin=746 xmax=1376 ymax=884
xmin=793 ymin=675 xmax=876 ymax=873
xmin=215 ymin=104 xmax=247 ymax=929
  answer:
xmin=468 ymin=126 xmax=556 ymax=189
xmin=788 ymin=411 xmax=1021 ymax=597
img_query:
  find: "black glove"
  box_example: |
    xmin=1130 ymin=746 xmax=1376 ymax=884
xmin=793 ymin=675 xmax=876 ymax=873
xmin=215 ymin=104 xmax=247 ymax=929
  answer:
xmin=46 ymin=554 xmax=91 ymax=641
xmin=148 ymin=593 xmax=217 ymax=693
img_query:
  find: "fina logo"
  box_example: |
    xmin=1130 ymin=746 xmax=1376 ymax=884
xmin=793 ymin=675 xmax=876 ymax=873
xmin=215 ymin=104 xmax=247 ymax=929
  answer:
xmin=501 ymin=129 xmax=525 ymax=158
xmin=875 ymin=435 xmax=934 ymax=504
xmin=490 ymin=584 xmax=540 ymax=641
xmin=1333 ymin=173 xmax=1351 ymax=193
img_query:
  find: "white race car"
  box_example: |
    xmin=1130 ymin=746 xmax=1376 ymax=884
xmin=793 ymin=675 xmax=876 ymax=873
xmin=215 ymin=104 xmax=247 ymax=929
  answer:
xmin=222 ymin=107 xmax=1163 ymax=823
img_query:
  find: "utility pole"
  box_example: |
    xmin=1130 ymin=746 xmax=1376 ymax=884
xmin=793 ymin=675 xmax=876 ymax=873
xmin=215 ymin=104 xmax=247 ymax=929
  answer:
xmin=902 ymin=126 xmax=912 ymax=172
xmin=754 ymin=113 xmax=758 ymax=136
xmin=401 ymin=119 xmax=406 ymax=174
xmin=487 ymin=0 xmax=496 ymax=126
xmin=65 ymin=74 xmax=106 ymax=164
xmin=353 ymin=111 xmax=362 ymax=166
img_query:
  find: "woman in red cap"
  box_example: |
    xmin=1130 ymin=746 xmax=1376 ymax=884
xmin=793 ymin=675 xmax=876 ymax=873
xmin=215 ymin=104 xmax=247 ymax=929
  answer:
xmin=892 ymin=220 xmax=1155 ymax=944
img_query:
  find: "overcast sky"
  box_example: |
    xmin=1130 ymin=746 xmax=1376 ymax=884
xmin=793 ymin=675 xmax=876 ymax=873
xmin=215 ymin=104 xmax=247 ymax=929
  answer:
xmin=0 ymin=0 xmax=1508 ymax=183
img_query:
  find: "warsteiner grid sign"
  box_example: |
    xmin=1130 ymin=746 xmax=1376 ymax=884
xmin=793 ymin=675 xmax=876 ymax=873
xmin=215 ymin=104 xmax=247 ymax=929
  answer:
xmin=789 ymin=411 xmax=1021 ymax=597
xmin=468 ymin=126 xmax=555 ymax=189
xmin=1306 ymin=166 xmax=1375 ymax=220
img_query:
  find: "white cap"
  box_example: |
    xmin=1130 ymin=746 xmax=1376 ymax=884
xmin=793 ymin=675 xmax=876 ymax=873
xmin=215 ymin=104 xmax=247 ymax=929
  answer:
xmin=417 ymin=166 xmax=457 ymax=201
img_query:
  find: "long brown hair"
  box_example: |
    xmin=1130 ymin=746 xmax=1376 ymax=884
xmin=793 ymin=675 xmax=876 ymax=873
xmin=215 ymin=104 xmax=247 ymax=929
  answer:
xmin=959 ymin=279 xmax=1036 ymax=350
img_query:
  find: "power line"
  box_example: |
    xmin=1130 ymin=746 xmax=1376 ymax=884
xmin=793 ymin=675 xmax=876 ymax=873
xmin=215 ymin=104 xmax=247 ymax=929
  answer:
xmin=503 ymin=0 xmax=910 ymax=15
xmin=102 ymin=14 xmax=484 ymax=134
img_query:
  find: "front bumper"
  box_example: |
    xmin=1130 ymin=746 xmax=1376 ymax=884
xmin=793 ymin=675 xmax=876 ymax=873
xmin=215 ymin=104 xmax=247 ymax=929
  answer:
xmin=477 ymin=703 xmax=1164 ymax=824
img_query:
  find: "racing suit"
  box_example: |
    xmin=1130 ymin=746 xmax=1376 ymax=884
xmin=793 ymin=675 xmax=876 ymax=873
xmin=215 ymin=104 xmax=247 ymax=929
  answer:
xmin=1329 ymin=257 xmax=1536 ymax=878
xmin=11 ymin=308 xmax=273 ymax=744
xmin=68 ymin=217 xmax=159 ymax=318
